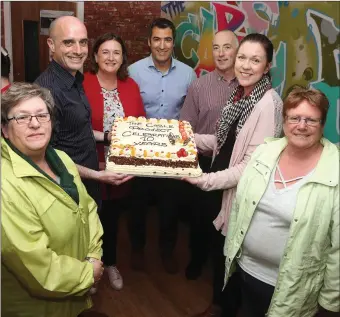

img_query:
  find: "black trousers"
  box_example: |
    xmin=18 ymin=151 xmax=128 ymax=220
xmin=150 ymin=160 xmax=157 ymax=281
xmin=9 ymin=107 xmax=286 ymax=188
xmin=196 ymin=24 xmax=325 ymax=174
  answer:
xmin=208 ymin=191 xmax=227 ymax=306
xmin=185 ymin=185 xmax=242 ymax=312
xmin=237 ymin=264 xmax=275 ymax=317
xmin=99 ymin=199 xmax=125 ymax=266
xmin=220 ymin=269 xmax=242 ymax=317
xmin=185 ymin=155 xmax=216 ymax=266
xmin=183 ymin=153 xmax=243 ymax=311
xmin=127 ymin=177 xmax=180 ymax=254
xmin=220 ymin=263 xmax=275 ymax=317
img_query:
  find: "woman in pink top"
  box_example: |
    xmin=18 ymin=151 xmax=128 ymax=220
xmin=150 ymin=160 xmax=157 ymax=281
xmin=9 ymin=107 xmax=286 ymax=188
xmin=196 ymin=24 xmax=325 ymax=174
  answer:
xmin=184 ymin=34 xmax=283 ymax=317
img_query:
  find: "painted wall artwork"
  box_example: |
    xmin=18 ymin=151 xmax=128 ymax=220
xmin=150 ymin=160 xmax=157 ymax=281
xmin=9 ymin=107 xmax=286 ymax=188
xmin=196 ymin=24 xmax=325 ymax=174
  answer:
xmin=161 ymin=1 xmax=340 ymax=144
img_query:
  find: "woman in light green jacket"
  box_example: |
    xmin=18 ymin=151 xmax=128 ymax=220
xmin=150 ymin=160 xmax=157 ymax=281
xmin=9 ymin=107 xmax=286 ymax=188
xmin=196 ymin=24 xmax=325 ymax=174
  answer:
xmin=1 ymin=83 xmax=104 ymax=317
xmin=224 ymin=87 xmax=339 ymax=317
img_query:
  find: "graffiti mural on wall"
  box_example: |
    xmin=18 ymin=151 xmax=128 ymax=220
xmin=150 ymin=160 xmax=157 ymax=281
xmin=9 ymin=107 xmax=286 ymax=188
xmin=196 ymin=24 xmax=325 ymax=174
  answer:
xmin=161 ymin=1 xmax=340 ymax=144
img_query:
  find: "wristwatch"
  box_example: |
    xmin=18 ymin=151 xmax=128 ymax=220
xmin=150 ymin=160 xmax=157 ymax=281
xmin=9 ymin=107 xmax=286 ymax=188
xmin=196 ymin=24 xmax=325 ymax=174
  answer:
xmin=85 ymin=257 xmax=96 ymax=264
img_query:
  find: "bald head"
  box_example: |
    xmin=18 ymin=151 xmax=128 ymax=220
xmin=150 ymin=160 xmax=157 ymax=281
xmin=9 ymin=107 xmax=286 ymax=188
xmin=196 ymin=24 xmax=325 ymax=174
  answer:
xmin=213 ymin=30 xmax=239 ymax=48
xmin=49 ymin=16 xmax=86 ymax=39
xmin=47 ymin=16 xmax=88 ymax=76
xmin=212 ymin=30 xmax=238 ymax=75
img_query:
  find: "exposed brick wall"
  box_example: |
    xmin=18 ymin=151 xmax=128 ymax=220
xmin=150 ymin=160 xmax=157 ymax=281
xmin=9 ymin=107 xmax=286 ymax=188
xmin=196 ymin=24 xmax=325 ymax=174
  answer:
xmin=1 ymin=2 xmax=5 ymax=47
xmin=0 ymin=2 xmax=161 ymax=69
xmin=84 ymin=1 xmax=161 ymax=71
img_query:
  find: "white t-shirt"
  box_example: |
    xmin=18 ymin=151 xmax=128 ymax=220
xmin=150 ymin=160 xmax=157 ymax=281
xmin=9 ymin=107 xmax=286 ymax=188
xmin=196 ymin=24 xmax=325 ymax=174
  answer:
xmin=238 ymin=165 xmax=314 ymax=286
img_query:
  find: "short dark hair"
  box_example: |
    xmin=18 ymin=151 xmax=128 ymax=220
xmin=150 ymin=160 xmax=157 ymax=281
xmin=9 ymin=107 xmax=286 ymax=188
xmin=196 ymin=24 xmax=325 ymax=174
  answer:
xmin=90 ymin=33 xmax=129 ymax=81
xmin=1 ymin=47 xmax=11 ymax=79
xmin=239 ymin=33 xmax=274 ymax=64
xmin=283 ymin=87 xmax=329 ymax=125
xmin=149 ymin=18 xmax=176 ymax=40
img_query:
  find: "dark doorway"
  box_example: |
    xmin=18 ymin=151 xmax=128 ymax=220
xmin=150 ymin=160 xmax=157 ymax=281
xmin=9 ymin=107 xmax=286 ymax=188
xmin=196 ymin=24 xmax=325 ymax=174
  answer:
xmin=23 ymin=20 xmax=40 ymax=82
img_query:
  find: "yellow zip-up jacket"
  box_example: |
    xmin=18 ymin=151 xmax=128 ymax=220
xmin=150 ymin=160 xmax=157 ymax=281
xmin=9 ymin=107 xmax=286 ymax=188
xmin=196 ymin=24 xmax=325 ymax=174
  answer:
xmin=1 ymin=138 xmax=103 ymax=317
xmin=224 ymin=137 xmax=339 ymax=316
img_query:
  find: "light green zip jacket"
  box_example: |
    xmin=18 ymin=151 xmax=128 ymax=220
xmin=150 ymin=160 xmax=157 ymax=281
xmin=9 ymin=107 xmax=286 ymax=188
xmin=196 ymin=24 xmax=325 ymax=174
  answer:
xmin=1 ymin=138 xmax=103 ymax=317
xmin=224 ymin=137 xmax=339 ymax=316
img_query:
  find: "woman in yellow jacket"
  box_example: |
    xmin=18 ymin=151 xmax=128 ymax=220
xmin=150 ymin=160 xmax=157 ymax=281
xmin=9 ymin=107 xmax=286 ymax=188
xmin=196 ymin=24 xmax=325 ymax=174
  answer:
xmin=1 ymin=83 xmax=104 ymax=317
xmin=224 ymin=87 xmax=339 ymax=316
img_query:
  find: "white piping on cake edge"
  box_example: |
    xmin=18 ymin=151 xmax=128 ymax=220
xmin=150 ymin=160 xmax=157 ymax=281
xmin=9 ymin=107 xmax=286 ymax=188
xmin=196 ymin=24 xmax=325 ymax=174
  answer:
xmin=106 ymin=161 xmax=202 ymax=178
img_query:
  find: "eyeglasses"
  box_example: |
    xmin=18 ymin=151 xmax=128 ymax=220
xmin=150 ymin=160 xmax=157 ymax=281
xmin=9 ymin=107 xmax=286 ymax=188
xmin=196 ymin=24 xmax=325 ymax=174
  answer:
xmin=7 ymin=113 xmax=51 ymax=125
xmin=286 ymin=116 xmax=322 ymax=127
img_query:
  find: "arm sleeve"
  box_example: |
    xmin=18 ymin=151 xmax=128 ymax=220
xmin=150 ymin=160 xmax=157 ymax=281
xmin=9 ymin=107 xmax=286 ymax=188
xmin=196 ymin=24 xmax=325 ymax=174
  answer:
xmin=128 ymin=65 xmax=139 ymax=85
xmin=180 ymin=81 xmax=199 ymax=132
xmin=133 ymin=80 xmax=146 ymax=117
xmin=318 ymin=186 xmax=340 ymax=312
xmin=1 ymin=185 xmax=94 ymax=298
xmin=50 ymin=101 xmax=61 ymax=148
xmin=34 ymin=79 xmax=61 ymax=148
xmin=195 ymin=106 xmax=276 ymax=191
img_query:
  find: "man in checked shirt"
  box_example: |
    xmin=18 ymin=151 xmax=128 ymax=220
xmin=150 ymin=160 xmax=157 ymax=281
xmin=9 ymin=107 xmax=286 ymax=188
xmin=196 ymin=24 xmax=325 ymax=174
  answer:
xmin=179 ymin=30 xmax=239 ymax=282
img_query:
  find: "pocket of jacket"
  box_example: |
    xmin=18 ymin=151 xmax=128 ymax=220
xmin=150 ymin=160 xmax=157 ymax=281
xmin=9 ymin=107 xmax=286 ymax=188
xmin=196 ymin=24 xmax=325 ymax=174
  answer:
xmin=35 ymin=194 xmax=57 ymax=217
xmin=35 ymin=194 xmax=80 ymax=250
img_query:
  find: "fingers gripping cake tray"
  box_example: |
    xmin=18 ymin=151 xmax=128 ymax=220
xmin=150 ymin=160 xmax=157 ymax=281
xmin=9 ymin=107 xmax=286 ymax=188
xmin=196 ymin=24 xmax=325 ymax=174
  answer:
xmin=106 ymin=116 xmax=202 ymax=177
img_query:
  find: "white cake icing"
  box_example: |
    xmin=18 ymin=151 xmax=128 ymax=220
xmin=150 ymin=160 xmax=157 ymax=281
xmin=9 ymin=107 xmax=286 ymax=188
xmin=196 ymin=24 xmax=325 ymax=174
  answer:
xmin=106 ymin=116 xmax=202 ymax=177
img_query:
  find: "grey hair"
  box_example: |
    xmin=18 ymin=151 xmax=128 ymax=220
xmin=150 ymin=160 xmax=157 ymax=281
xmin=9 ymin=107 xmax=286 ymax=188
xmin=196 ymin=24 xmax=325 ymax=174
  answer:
xmin=1 ymin=82 xmax=55 ymax=125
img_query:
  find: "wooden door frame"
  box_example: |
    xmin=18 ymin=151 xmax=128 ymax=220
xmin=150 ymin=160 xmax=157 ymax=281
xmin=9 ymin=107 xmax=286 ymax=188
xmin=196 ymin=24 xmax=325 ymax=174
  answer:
xmin=4 ymin=1 xmax=84 ymax=81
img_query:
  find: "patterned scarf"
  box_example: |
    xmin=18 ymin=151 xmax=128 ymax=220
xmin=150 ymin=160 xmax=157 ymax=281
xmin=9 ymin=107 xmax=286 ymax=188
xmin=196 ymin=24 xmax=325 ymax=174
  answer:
xmin=216 ymin=75 xmax=272 ymax=152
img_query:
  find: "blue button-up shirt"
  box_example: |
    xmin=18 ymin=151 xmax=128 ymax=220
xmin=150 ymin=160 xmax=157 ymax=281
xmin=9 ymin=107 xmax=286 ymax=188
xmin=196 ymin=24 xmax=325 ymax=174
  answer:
xmin=128 ymin=55 xmax=197 ymax=119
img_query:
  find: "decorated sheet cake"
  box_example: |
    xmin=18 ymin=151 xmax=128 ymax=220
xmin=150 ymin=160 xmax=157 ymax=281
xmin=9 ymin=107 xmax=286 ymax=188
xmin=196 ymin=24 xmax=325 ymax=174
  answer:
xmin=106 ymin=116 xmax=202 ymax=177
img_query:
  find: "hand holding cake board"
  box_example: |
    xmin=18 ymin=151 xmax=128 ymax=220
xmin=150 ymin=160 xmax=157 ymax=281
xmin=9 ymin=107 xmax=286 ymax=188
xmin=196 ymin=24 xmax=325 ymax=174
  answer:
xmin=106 ymin=116 xmax=202 ymax=177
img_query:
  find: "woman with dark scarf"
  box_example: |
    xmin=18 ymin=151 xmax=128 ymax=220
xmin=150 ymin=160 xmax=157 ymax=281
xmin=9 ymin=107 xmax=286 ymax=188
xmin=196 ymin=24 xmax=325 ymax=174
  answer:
xmin=184 ymin=33 xmax=283 ymax=317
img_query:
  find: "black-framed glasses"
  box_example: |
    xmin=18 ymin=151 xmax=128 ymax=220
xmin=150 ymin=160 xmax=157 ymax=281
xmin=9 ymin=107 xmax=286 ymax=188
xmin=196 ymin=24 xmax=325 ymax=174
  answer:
xmin=7 ymin=113 xmax=51 ymax=125
xmin=286 ymin=116 xmax=322 ymax=127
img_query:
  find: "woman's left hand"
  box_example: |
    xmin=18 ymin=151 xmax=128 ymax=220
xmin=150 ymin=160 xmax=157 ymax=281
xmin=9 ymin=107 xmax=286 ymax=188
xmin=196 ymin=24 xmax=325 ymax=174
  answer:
xmin=181 ymin=177 xmax=200 ymax=186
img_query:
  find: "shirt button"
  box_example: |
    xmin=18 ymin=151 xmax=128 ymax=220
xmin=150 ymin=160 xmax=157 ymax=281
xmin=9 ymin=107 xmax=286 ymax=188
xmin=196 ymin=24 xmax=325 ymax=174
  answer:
xmin=162 ymin=90 xmax=164 ymax=92
xmin=241 ymin=231 xmax=244 ymax=235
xmin=252 ymin=201 xmax=256 ymax=205
xmin=294 ymin=218 xmax=298 ymax=222
xmin=161 ymin=104 xmax=163 ymax=107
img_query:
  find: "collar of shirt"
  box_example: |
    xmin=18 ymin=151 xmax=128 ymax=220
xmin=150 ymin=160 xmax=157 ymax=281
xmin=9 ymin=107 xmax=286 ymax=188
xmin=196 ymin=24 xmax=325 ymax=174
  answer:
xmin=50 ymin=59 xmax=84 ymax=89
xmin=147 ymin=54 xmax=176 ymax=74
xmin=213 ymin=69 xmax=237 ymax=85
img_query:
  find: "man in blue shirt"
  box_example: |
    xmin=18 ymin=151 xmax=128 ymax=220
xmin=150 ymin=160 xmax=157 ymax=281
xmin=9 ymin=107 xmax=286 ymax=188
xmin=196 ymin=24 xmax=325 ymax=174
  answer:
xmin=129 ymin=19 xmax=196 ymax=119
xmin=127 ymin=18 xmax=196 ymax=274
